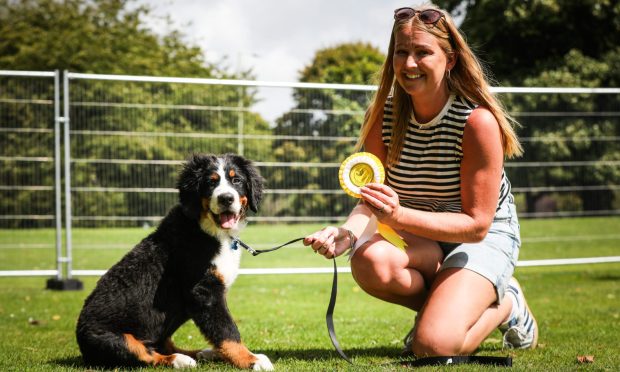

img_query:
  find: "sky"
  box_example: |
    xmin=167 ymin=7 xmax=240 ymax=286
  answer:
xmin=139 ymin=0 xmax=418 ymax=120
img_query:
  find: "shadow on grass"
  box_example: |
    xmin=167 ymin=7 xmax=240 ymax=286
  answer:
xmin=49 ymin=347 xmax=403 ymax=369
xmin=259 ymin=345 xmax=403 ymax=361
xmin=50 ymin=356 xmax=83 ymax=368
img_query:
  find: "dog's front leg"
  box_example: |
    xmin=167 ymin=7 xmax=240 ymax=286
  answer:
xmin=189 ymin=274 xmax=273 ymax=371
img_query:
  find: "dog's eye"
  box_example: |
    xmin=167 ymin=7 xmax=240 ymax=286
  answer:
xmin=231 ymin=177 xmax=242 ymax=185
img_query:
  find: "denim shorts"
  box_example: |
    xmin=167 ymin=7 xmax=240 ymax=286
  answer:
xmin=438 ymin=200 xmax=521 ymax=304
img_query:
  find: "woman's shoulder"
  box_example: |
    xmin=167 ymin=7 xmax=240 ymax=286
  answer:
xmin=466 ymin=105 xmax=500 ymax=136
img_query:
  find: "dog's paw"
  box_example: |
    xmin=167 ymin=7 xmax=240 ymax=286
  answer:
xmin=196 ymin=348 xmax=221 ymax=361
xmin=252 ymin=354 xmax=274 ymax=371
xmin=172 ymin=353 xmax=197 ymax=369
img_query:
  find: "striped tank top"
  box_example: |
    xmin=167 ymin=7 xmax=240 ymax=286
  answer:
xmin=382 ymin=94 xmax=512 ymax=213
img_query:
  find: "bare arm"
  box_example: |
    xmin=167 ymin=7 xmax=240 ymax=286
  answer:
xmin=304 ymin=107 xmax=387 ymax=257
xmin=360 ymin=107 xmax=504 ymax=243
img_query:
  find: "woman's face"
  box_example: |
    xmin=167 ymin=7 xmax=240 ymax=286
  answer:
xmin=393 ymin=25 xmax=452 ymax=99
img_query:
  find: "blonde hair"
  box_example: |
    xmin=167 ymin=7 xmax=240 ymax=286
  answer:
xmin=357 ymin=4 xmax=523 ymax=165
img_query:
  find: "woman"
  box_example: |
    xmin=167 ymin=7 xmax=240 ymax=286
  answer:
xmin=303 ymin=4 xmax=537 ymax=356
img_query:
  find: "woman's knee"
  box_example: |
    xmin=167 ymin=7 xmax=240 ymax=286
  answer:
xmin=412 ymin=321 xmax=465 ymax=356
xmin=350 ymin=242 xmax=400 ymax=290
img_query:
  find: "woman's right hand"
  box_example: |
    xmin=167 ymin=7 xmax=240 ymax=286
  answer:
xmin=303 ymin=226 xmax=353 ymax=259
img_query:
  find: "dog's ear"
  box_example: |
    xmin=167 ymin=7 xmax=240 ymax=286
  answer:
xmin=177 ymin=154 xmax=215 ymax=220
xmin=246 ymin=162 xmax=264 ymax=213
xmin=229 ymin=154 xmax=264 ymax=213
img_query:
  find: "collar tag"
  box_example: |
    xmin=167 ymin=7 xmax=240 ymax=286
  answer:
xmin=231 ymin=239 xmax=239 ymax=250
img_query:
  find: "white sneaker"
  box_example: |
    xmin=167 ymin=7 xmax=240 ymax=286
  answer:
xmin=500 ymin=277 xmax=538 ymax=349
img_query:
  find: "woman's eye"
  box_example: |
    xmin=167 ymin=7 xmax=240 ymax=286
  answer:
xmin=395 ymin=49 xmax=408 ymax=56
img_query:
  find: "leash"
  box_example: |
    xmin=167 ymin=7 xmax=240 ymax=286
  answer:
xmin=235 ymin=236 xmax=353 ymax=363
xmin=235 ymin=237 xmax=512 ymax=368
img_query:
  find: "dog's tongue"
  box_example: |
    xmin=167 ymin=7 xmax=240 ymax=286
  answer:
xmin=219 ymin=213 xmax=237 ymax=229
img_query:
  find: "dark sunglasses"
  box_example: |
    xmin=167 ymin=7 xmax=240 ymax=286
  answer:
xmin=394 ymin=8 xmax=444 ymax=25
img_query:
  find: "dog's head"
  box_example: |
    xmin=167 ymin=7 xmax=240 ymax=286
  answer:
xmin=177 ymin=153 xmax=264 ymax=235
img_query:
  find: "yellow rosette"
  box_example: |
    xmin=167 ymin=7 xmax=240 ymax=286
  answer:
xmin=338 ymin=152 xmax=407 ymax=251
xmin=338 ymin=152 xmax=385 ymax=198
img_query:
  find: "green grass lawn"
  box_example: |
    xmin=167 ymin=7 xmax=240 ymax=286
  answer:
xmin=0 ymin=217 xmax=619 ymax=370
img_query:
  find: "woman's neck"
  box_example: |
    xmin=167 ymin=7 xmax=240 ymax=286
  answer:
xmin=410 ymin=89 xmax=451 ymax=124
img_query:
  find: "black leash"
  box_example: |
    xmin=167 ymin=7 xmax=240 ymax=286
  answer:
xmin=403 ymin=355 xmax=512 ymax=367
xmin=235 ymin=237 xmax=512 ymax=368
xmin=234 ymin=237 xmax=305 ymax=256
xmin=235 ymin=236 xmax=353 ymax=363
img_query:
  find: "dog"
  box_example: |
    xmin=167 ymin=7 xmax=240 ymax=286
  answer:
xmin=76 ymin=153 xmax=273 ymax=370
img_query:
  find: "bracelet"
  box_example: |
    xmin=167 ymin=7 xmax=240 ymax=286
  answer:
xmin=344 ymin=228 xmax=357 ymax=250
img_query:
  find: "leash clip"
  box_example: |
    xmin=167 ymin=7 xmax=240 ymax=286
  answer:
xmin=235 ymin=239 xmax=259 ymax=256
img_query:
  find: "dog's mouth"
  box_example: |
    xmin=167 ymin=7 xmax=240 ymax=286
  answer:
xmin=213 ymin=210 xmax=242 ymax=230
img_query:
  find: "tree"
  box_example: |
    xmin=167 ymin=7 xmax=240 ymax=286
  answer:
xmin=0 ymin=0 xmax=270 ymax=227
xmin=271 ymin=43 xmax=384 ymax=218
xmin=435 ymin=0 xmax=620 ymax=215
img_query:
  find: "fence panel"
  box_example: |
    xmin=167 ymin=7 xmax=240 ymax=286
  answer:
xmin=0 ymin=70 xmax=61 ymax=275
xmin=1 ymin=71 xmax=619 ymax=278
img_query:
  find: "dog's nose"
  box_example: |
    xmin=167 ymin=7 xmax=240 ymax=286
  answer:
xmin=218 ymin=193 xmax=235 ymax=207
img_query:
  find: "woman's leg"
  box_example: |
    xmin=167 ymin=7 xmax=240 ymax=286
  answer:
xmin=350 ymin=233 xmax=443 ymax=311
xmin=411 ymin=267 xmax=513 ymax=356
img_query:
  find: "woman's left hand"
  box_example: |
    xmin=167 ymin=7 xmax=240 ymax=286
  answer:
xmin=360 ymin=183 xmax=402 ymax=226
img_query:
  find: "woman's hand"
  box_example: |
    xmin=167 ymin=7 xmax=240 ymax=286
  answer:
xmin=360 ymin=183 xmax=403 ymax=227
xmin=303 ymin=226 xmax=354 ymax=259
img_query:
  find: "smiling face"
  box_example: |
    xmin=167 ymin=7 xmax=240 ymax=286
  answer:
xmin=177 ymin=153 xmax=264 ymax=237
xmin=392 ymin=24 xmax=454 ymax=100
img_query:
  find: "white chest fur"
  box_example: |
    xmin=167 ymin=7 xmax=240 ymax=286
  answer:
xmin=212 ymin=238 xmax=242 ymax=289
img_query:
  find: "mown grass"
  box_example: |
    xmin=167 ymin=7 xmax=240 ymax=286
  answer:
xmin=0 ymin=217 xmax=619 ymax=371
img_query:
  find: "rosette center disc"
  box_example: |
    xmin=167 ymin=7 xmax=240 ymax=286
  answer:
xmin=339 ymin=152 xmax=385 ymax=198
xmin=350 ymin=163 xmax=374 ymax=187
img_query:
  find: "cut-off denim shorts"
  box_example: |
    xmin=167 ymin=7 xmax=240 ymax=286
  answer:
xmin=438 ymin=199 xmax=521 ymax=304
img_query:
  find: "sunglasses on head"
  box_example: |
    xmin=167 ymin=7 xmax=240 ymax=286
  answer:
xmin=394 ymin=8 xmax=444 ymax=25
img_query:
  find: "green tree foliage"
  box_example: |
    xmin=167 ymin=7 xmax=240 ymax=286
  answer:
xmin=0 ymin=0 xmax=216 ymax=76
xmin=0 ymin=0 xmax=270 ymax=227
xmin=435 ymin=0 xmax=620 ymax=215
xmin=271 ymin=43 xmax=384 ymax=218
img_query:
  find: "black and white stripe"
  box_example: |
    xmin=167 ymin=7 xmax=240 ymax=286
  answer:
xmin=382 ymin=95 xmax=511 ymax=213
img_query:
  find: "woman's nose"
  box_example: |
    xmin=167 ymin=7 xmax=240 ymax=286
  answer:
xmin=406 ymin=55 xmax=417 ymax=68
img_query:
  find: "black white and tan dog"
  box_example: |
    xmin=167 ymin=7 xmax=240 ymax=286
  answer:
xmin=76 ymin=153 xmax=273 ymax=370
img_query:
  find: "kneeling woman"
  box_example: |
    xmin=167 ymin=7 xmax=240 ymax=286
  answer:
xmin=304 ymin=4 xmax=537 ymax=356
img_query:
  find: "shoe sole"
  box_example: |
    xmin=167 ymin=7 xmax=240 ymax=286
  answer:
xmin=513 ymin=278 xmax=538 ymax=349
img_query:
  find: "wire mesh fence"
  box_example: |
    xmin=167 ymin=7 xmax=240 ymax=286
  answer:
xmin=1 ymin=71 xmax=619 ymax=278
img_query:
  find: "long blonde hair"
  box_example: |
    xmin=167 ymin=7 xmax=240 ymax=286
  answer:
xmin=357 ymin=4 xmax=523 ymax=165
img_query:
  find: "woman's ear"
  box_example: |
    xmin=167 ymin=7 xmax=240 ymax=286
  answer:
xmin=446 ymin=51 xmax=457 ymax=71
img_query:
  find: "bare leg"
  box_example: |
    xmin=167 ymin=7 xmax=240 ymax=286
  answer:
xmin=411 ymin=268 xmax=512 ymax=356
xmin=350 ymin=233 xmax=443 ymax=311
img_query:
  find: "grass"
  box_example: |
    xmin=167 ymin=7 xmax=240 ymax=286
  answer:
xmin=0 ymin=217 xmax=619 ymax=371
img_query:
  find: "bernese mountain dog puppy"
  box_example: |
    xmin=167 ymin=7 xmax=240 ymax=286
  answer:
xmin=76 ymin=153 xmax=273 ymax=370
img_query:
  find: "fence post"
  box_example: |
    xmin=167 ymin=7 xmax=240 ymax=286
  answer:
xmin=46 ymin=70 xmax=82 ymax=290
xmin=237 ymin=86 xmax=244 ymax=156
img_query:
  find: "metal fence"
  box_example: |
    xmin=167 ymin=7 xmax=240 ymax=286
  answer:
xmin=1 ymin=70 xmax=620 ymax=280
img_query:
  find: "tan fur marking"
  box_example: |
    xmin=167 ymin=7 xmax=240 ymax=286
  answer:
xmin=239 ymin=195 xmax=248 ymax=207
xmin=124 ymin=333 xmax=176 ymax=366
xmin=162 ymin=338 xmax=200 ymax=359
xmin=201 ymin=197 xmax=210 ymax=211
xmin=218 ymin=340 xmax=257 ymax=369
xmin=229 ymin=169 xmax=236 ymax=178
xmin=210 ymin=172 xmax=220 ymax=181
xmin=210 ymin=267 xmax=227 ymax=286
